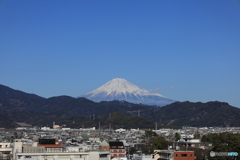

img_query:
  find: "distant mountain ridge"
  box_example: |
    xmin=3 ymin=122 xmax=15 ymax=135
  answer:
xmin=82 ymin=78 xmax=175 ymax=106
xmin=0 ymin=84 xmax=44 ymax=100
xmin=0 ymin=83 xmax=240 ymax=128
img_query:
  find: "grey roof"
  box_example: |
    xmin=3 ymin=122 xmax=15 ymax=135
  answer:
xmin=100 ymin=140 xmax=109 ymax=146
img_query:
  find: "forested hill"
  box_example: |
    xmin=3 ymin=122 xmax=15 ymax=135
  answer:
xmin=0 ymin=84 xmax=240 ymax=128
xmin=152 ymin=101 xmax=240 ymax=127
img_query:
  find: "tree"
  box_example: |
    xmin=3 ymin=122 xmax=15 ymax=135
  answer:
xmin=201 ymin=132 xmax=240 ymax=160
xmin=201 ymin=135 xmax=207 ymax=142
xmin=145 ymin=130 xmax=158 ymax=138
xmin=151 ymin=136 xmax=168 ymax=151
xmin=194 ymin=132 xmax=201 ymax=139
xmin=140 ymin=130 xmax=168 ymax=154
xmin=174 ymin=132 xmax=181 ymax=141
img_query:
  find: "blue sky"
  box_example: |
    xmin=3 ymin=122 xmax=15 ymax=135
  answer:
xmin=1 ymin=0 xmax=240 ymax=107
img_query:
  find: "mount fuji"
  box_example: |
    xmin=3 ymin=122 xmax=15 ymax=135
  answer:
xmin=82 ymin=78 xmax=176 ymax=106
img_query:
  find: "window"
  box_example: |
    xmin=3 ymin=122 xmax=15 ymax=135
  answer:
xmin=100 ymin=154 xmax=108 ymax=158
xmin=181 ymin=154 xmax=187 ymax=157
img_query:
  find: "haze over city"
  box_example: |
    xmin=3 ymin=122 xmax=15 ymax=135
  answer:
xmin=1 ymin=0 xmax=240 ymax=107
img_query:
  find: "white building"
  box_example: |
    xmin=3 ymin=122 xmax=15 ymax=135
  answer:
xmin=13 ymin=139 xmax=110 ymax=160
xmin=115 ymin=128 xmax=126 ymax=133
xmin=16 ymin=151 xmax=109 ymax=160
xmin=0 ymin=142 xmax=12 ymax=159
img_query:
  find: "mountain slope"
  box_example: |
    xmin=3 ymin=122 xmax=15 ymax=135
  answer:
xmin=0 ymin=84 xmax=45 ymax=110
xmin=0 ymin=84 xmax=44 ymax=100
xmin=0 ymin=83 xmax=155 ymax=117
xmin=82 ymin=78 xmax=175 ymax=106
xmin=1 ymin=83 xmax=240 ymax=128
xmin=152 ymin=101 xmax=240 ymax=127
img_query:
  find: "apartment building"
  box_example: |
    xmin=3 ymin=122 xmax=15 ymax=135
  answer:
xmin=109 ymin=142 xmax=126 ymax=159
xmin=13 ymin=139 xmax=110 ymax=160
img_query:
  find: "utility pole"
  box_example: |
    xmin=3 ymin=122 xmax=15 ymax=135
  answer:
xmin=99 ymin=121 xmax=101 ymax=131
xmin=109 ymin=123 xmax=111 ymax=133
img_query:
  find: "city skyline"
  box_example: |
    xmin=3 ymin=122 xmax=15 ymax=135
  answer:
xmin=1 ymin=1 xmax=240 ymax=107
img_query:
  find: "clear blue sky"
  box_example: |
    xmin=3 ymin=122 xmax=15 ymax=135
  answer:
xmin=1 ymin=0 xmax=240 ymax=107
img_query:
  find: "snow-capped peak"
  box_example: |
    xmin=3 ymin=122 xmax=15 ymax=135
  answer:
xmin=91 ymin=78 xmax=147 ymax=96
xmin=85 ymin=78 xmax=167 ymax=98
xmin=82 ymin=78 xmax=176 ymax=107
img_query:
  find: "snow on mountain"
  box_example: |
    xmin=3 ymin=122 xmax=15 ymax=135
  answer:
xmin=82 ymin=78 xmax=176 ymax=106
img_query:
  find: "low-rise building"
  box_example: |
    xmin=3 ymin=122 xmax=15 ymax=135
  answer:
xmin=0 ymin=142 xmax=12 ymax=159
xmin=37 ymin=139 xmax=63 ymax=153
xmin=152 ymin=150 xmax=196 ymax=160
xmin=13 ymin=139 xmax=110 ymax=160
xmin=99 ymin=140 xmax=110 ymax=151
xmin=176 ymin=138 xmax=213 ymax=149
xmin=109 ymin=142 xmax=126 ymax=159
xmin=16 ymin=150 xmax=110 ymax=160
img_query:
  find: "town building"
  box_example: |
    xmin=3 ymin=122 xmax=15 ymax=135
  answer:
xmin=109 ymin=142 xmax=126 ymax=159
xmin=99 ymin=140 xmax=110 ymax=151
xmin=13 ymin=139 xmax=110 ymax=160
xmin=37 ymin=139 xmax=63 ymax=153
xmin=175 ymin=138 xmax=213 ymax=150
xmin=152 ymin=150 xmax=196 ymax=160
xmin=0 ymin=142 xmax=12 ymax=159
